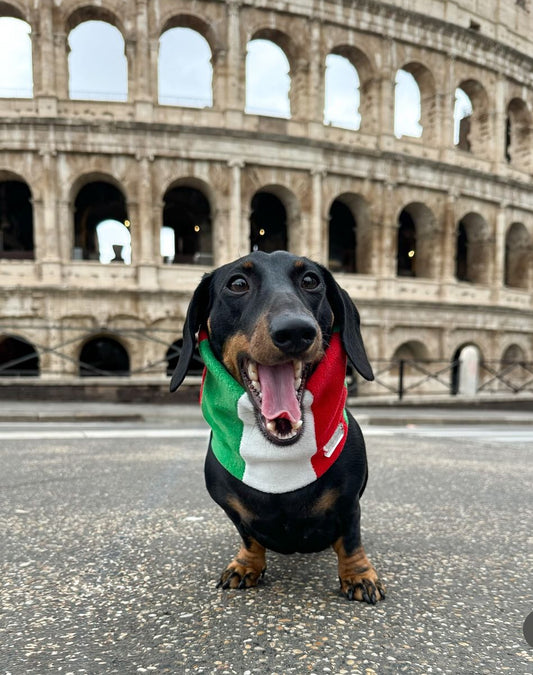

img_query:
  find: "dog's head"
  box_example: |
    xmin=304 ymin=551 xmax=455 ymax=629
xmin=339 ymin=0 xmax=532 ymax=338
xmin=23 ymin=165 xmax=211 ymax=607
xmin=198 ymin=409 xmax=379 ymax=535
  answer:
xmin=170 ymin=251 xmax=373 ymax=443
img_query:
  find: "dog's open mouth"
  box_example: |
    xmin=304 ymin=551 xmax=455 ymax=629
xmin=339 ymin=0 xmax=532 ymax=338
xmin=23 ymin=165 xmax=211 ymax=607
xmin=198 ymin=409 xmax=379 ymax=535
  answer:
xmin=240 ymin=357 xmax=309 ymax=444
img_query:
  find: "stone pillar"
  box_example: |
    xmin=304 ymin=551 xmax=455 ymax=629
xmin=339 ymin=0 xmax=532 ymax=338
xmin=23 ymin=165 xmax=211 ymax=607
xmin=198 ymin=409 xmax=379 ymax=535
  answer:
xmin=309 ymin=168 xmax=326 ymax=264
xmin=134 ymin=0 xmax=150 ymax=101
xmin=493 ymin=205 xmax=507 ymax=289
xmin=376 ymin=63 xmax=396 ymax=148
xmin=307 ymin=19 xmax=324 ymax=128
xmin=225 ymin=1 xmax=244 ymax=118
xmin=227 ymin=160 xmax=245 ymax=260
xmin=54 ymin=29 xmax=69 ymax=101
xmin=291 ymin=58 xmax=309 ymax=123
xmin=377 ymin=183 xmax=397 ymax=277
xmin=492 ymin=76 xmax=507 ymax=168
xmin=135 ymin=155 xmax=158 ymax=287
xmin=441 ymin=194 xmax=458 ymax=281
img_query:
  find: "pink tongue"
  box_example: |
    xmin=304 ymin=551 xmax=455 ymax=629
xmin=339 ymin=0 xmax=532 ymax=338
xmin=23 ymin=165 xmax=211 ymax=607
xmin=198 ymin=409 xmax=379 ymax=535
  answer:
xmin=257 ymin=362 xmax=300 ymax=424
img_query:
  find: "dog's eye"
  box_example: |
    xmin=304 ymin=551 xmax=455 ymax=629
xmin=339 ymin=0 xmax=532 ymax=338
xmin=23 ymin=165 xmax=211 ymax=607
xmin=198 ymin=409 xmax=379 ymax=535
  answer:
xmin=227 ymin=275 xmax=250 ymax=294
xmin=301 ymin=273 xmax=320 ymax=290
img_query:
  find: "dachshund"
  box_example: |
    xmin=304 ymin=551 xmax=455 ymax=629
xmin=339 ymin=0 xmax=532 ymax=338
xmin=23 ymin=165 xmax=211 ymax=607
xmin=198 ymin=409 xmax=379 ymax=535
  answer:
xmin=170 ymin=250 xmax=385 ymax=603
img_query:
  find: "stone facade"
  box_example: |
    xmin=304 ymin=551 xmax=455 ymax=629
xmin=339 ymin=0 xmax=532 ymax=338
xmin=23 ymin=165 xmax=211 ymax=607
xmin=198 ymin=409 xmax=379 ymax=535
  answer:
xmin=0 ymin=0 xmax=532 ymax=393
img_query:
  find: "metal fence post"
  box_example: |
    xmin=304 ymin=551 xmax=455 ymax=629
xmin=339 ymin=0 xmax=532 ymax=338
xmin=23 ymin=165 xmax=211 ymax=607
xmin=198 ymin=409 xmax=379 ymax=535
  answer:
xmin=398 ymin=359 xmax=405 ymax=400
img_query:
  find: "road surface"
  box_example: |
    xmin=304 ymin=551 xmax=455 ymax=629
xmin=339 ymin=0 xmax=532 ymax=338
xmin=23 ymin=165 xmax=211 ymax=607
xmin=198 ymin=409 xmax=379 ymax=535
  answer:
xmin=1 ymin=419 xmax=531 ymax=674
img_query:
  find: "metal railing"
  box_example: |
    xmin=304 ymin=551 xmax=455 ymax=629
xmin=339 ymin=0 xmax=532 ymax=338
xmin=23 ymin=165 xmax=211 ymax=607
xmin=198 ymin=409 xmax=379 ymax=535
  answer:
xmin=1 ymin=325 xmax=532 ymax=400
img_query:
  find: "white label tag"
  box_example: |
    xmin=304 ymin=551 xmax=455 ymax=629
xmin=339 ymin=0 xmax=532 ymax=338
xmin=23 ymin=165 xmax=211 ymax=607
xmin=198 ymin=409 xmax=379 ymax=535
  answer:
xmin=323 ymin=423 xmax=345 ymax=458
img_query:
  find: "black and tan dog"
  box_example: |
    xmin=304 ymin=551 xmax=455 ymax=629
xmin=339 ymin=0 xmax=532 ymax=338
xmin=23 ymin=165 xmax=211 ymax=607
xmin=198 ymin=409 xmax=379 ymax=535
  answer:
xmin=170 ymin=250 xmax=385 ymax=603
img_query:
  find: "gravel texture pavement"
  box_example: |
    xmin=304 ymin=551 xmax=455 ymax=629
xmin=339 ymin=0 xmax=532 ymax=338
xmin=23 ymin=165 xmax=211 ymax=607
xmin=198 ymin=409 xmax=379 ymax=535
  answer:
xmin=1 ymin=425 xmax=531 ymax=674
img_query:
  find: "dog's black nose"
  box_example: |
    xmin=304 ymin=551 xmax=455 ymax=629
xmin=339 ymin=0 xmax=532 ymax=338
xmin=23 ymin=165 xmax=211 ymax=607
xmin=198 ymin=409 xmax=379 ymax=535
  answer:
xmin=270 ymin=314 xmax=318 ymax=355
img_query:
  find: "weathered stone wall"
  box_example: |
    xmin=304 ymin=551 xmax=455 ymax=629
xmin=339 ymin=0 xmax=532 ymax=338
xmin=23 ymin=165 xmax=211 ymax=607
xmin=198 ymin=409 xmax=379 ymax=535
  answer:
xmin=0 ymin=0 xmax=532 ymax=388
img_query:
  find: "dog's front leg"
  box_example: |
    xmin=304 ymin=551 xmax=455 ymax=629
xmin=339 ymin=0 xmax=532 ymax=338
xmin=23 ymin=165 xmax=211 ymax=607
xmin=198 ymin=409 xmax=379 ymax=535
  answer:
xmin=217 ymin=535 xmax=266 ymax=590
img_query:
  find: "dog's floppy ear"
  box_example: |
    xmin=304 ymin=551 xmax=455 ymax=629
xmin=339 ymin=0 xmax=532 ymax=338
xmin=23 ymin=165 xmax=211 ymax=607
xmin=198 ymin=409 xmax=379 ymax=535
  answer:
xmin=320 ymin=266 xmax=374 ymax=381
xmin=170 ymin=273 xmax=213 ymax=392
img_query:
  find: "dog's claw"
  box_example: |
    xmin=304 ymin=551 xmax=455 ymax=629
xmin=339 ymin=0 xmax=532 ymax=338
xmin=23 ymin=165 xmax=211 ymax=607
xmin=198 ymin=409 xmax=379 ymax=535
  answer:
xmin=339 ymin=576 xmax=386 ymax=604
xmin=218 ymin=564 xmax=266 ymax=590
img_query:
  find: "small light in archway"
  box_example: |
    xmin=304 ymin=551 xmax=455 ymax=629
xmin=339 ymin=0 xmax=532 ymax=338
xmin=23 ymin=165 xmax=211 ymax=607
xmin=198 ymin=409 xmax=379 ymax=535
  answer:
xmin=259 ymin=228 xmax=265 ymax=236
xmin=124 ymin=219 xmax=131 ymax=228
xmin=408 ymin=249 xmax=415 ymax=258
xmin=194 ymin=225 xmax=200 ymax=233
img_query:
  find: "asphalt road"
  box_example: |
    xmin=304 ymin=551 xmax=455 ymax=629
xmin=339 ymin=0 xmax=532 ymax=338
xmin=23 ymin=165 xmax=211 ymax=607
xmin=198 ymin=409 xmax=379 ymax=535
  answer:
xmin=1 ymin=421 xmax=532 ymax=674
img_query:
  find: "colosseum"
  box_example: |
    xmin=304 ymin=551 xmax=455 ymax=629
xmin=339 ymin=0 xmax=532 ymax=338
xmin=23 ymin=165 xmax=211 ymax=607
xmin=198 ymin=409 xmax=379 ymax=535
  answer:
xmin=0 ymin=0 xmax=532 ymax=399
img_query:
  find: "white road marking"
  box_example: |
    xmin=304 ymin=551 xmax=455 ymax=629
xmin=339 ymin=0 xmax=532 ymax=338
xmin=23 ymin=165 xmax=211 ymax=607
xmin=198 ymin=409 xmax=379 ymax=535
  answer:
xmin=0 ymin=428 xmax=211 ymax=441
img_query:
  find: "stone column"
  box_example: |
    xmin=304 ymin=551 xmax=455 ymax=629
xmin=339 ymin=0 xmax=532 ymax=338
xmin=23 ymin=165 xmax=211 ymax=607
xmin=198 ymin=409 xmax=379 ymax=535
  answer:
xmin=377 ymin=183 xmax=397 ymax=277
xmin=225 ymin=0 xmax=244 ymax=120
xmin=309 ymin=168 xmax=326 ymax=264
xmin=492 ymin=205 xmax=507 ymax=289
xmin=307 ymin=19 xmax=324 ymax=130
xmin=227 ymin=160 xmax=245 ymax=260
xmin=441 ymin=193 xmax=458 ymax=281
xmin=133 ymin=0 xmax=154 ymax=120
xmin=30 ymin=152 xmax=60 ymax=284
xmin=492 ymin=76 xmax=507 ymax=168
xmin=136 ymin=155 xmax=158 ymax=287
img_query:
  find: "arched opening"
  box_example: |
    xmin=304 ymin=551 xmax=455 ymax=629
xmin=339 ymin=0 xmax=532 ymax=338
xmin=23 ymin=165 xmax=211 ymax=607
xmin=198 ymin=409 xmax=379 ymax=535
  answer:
xmin=396 ymin=210 xmax=417 ymax=277
xmin=73 ymin=181 xmax=129 ymax=262
xmin=506 ymin=98 xmax=531 ymax=170
xmin=328 ymin=199 xmax=356 ymax=273
xmin=324 ymin=54 xmax=360 ymax=130
xmin=249 ymin=191 xmax=288 ymax=252
xmin=68 ymin=20 xmax=128 ymax=101
xmin=158 ymin=27 xmax=213 ymax=107
xmin=79 ymin=336 xmax=130 ymax=376
xmin=451 ymin=344 xmax=481 ymax=396
xmin=0 ymin=16 xmax=33 ymax=98
xmin=454 ymin=87 xmax=473 ymax=150
xmin=166 ymin=339 xmax=203 ymax=377
xmin=162 ymin=185 xmax=212 ymax=265
xmin=455 ymin=213 xmax=490 ymax=284
xmin=454 ymin=81 xmax=489 ymax=156
xmin=0 ymin=335 xmax=39 ymax=376
xmin=0 ymin=180 xmax=34 ymax=259
xmin=504 ymin=222 xmax=530 ymax=289
xmin=245 ymin=38 xmax=290 ymax=118
xmin=394 ymin=69 xmax=422 ymax=138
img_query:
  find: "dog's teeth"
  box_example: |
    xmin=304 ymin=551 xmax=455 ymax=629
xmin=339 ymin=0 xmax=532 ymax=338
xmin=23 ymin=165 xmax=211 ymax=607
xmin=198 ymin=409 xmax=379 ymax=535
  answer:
xmin=266 ymin=421 xmax=277 ymax=434
xmin=293 ymin=361 xmax=303 ymax=379
xmin=247 ymin=361 xmax=259 ymax=382
xmin=292 ymin=420 xmax=303 ymax=431
xmin=294 ymin=377 xmax=302 ymax=391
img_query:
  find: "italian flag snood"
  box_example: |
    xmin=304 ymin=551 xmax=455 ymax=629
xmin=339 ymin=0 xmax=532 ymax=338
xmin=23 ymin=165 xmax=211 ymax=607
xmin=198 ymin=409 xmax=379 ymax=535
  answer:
xmin=199 ymin=330 xmax=350 ymax=494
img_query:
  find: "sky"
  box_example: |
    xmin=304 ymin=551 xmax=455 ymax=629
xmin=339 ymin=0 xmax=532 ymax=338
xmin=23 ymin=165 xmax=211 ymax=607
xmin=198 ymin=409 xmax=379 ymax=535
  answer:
xmin=0 ymin=17 xmax=469 ymax=261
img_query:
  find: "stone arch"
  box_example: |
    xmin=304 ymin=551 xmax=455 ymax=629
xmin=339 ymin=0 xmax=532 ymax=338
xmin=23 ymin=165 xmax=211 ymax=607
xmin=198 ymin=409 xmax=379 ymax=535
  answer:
xmin=501 ymin=343 xmax=526 ymax=365
xmin=0 ymin=333 xmax=39 ymax=376
xmin=161 ymin=179 xmax=213 ymax=265
xmin=454 ymin=79 xmax=491 ymax=157
xmin=396 ymin=202 xmax=438 ymax=279
xmin=0 ymin=175 xmax=34 ymax=259
xmin=79 ymin=334 xmax=130 ymax=377
xmin=504 ymin=222 xmax=530 ymax=289
xmin=506 ymin=98 xmax=532 ymax=171
xmin=324 ymin=53 xmax=360 ymax=130
xmin=158 ymin=16 xmax=214 ymax=108
xmin=245 ymin=29 xmax=294 ymax=118
xmin=451 ymin=343 xmax=482 ymax=396
xmin=249 ymin=185 xmax=300 ymax=253
xmin=327 ymin=193 xmax=371 ymax=274
xmin=67 ymin=9 xmax=128 ymax=101
xmin=331 ymin=45 xmax=375 ymax=131
xmin=455 ymin=212 xmax=491 ymax=284
xmin=72 ymin=176 xmax=129 ymax=262
xmin=0 ymin=11 xmax=33 ymax=98
xmin=391 ymin=340 xmax=430 ymax=380
xmin=396 ymin=62 xmax=436 ymax=140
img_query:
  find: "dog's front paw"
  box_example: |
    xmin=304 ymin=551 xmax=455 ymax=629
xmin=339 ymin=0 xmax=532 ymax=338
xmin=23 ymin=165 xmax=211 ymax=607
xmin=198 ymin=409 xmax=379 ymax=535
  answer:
xmin=217 ymin=560 xmax=266 ymax=589
xmin=339 ymin=573 xmax=386 ymax=604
